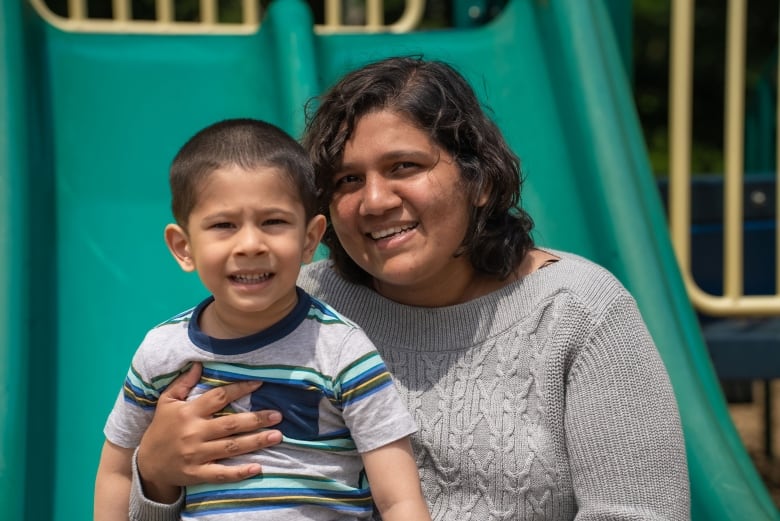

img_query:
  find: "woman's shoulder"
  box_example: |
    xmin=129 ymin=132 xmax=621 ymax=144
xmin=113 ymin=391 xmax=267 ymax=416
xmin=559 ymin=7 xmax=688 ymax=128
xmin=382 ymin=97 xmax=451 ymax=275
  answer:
xmin=299 ymin=260 xmax=338 ymax=292
xmin=298 ymin=260 xmax=361 ymax=308
xmin=547 ymin=249 xmax=623 ymax=282
xmin=532 ymin=249 xmax=636 ymax=316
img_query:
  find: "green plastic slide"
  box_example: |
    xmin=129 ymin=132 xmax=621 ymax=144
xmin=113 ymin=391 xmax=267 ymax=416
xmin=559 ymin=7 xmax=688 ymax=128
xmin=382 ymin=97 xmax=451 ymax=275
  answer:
xmin=1 ymin=0 xmax=777 ymax=518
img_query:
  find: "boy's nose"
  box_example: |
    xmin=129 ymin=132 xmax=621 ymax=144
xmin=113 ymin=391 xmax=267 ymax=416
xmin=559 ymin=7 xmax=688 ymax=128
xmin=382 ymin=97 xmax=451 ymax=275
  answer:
xmin=235 ymin=226 xmax=267 ymax=255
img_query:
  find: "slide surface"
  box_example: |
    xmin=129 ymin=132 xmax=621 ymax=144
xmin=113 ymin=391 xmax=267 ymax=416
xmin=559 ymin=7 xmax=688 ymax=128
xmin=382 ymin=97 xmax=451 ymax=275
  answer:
xmin=2 ymin=0 xmax=777 ymax=519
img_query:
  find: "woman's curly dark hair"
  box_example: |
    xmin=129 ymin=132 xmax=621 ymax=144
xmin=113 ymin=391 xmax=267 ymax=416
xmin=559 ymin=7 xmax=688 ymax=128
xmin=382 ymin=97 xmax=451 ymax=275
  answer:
xmin=302 ymin=56 xmax=534 ymax=285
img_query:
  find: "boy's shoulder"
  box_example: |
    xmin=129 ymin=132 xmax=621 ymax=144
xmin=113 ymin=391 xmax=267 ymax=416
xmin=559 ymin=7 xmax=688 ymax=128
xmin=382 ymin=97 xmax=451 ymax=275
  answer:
xmin=304 ymin=291 xmax=359 ymax=329
xmin=154 ymin=306 xmax=197 ymax=328
xmin=137 ymin=304 xmax=198 ymax=348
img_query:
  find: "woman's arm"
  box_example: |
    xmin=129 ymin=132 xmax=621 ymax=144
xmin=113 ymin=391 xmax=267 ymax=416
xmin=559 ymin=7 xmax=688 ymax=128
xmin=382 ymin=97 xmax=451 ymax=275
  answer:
xmin=129 ymin=363 xmax=284 ymax=515
xmin=565 ymin=294 xmax=690 ymax=520
xmin=95 ymin=440 xmax=134 ymax=521
xmin=362 ymin=437 xmax=431 ymax=521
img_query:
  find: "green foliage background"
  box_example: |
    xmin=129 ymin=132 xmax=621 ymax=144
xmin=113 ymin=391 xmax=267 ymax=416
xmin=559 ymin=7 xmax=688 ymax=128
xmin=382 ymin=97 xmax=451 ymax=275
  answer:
xmin=633 ymin=0 xmax=778 ymax=176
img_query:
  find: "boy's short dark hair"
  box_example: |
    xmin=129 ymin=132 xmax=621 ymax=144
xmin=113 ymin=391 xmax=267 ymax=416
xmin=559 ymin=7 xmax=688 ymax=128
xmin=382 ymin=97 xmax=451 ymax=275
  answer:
xmin=170 ymin=118 xmax=317 ymax=227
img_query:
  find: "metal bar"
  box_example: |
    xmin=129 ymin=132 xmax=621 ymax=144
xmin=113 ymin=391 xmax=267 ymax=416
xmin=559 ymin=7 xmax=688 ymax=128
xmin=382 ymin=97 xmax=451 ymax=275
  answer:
xmin=667 ymin=0 xmax=780 ymax=316
xmin=324 ymin=0 xmax=342 ymax=27
xmin=157 ymin=0 xmax=174 ymax=23
xmin=723 ymin=0 xmax=746 ymax=302
xmin=243 ymin=0 xmax=259 ymax=25
xmin=366 ymin=0 xmax=384 ymax=28
xmin=113 ymin=0 xmax=131 ymax=21
xmin=763 ymin=381 xmax=774 ymax=459
xmin=69 ymin=0 xmax=87 ymax=20
xmin=40 ymin=0 xmax=426 ymax=35
xmin=201 ymin=0 xmax=216 ymax=23
xmin=668 ymin=0 xmax=695 ymax=287
xmin=390 ymin=0 xmax=426 ymax=32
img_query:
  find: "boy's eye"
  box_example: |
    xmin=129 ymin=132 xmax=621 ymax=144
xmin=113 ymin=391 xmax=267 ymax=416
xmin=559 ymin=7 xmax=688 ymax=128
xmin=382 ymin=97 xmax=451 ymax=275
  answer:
xmin=264 ymin=219 xmax=288 ymax=226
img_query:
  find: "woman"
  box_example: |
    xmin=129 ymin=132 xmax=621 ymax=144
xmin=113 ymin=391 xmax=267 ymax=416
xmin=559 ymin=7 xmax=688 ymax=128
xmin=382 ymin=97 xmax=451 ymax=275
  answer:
xmin=129 ymin=57 xmax=689 ymax=520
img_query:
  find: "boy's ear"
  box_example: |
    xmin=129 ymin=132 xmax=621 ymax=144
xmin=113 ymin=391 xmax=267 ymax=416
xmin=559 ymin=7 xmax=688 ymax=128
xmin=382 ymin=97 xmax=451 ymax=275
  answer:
xmin=302 ymin=214 xmax=327 ymax=263
xmin=164 ymin=223 xmax=196 ymax=272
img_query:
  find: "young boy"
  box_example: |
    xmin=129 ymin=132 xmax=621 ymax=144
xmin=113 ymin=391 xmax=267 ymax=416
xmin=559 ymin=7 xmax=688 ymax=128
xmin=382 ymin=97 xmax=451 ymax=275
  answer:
xmin=94 ymin=119 xmax=431 ymax=521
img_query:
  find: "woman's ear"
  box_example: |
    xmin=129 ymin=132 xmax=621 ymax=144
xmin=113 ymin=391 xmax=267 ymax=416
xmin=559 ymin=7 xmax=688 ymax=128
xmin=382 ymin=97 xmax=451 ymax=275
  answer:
xmin=475 ymin=180 xmax=491 ymax=207
xmin=302 ymin=214 xmax=327 ymax=263
xmin=164 ymin=223 xmax=196 ymax=272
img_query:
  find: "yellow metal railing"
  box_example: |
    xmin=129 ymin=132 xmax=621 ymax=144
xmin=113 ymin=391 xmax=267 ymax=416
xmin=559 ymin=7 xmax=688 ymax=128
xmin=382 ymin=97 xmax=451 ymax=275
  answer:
xmin=668 ymin=0 xmax=780 ymax=316
xmin=30 ymin=0 xmax=425 ymax=34
xmin=30 ymin=0 xmax=260 ymax=33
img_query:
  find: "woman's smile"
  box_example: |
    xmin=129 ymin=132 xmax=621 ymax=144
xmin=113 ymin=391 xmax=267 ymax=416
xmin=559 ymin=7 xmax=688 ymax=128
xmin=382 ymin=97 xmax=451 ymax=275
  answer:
xmin=367 ymin=223 xmax=419 ymax=241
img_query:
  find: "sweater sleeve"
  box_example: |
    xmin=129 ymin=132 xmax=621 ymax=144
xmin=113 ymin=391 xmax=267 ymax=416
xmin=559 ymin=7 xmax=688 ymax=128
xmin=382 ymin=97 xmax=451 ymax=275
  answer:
xmin=564 ymin=293 xmax=690 ymax=520
xmin=128 ymin=448 xmax=184 ymax=521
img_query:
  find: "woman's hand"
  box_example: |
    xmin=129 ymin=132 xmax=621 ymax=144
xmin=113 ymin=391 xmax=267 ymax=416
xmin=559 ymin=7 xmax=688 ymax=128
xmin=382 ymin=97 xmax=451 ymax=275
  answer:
xmin=135 ymin=363 xmax=283 ymax=503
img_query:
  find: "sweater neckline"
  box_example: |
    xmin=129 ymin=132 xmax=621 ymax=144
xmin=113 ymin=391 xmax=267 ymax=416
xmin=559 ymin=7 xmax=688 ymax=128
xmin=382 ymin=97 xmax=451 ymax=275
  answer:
xmin=312 ymin=252 xmax=571 ymax=353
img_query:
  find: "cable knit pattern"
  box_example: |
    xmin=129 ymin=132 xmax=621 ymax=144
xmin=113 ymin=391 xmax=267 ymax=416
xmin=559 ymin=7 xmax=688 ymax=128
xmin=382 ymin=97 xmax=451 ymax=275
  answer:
xmin=296 ymin=251 xmax=689 ymax=521
xmin=129 ymin=251 xmax=689 ymax=520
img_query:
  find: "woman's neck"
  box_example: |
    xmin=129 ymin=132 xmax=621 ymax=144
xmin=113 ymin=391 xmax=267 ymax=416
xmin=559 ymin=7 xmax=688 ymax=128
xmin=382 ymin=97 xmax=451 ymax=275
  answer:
xmin=369 ymin=249 xmax=558 ymax=307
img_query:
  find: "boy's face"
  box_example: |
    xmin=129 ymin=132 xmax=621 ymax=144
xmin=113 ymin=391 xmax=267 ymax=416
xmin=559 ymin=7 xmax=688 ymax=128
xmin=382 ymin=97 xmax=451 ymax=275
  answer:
xmin=165 ymin=165 xmax=325 ymax=337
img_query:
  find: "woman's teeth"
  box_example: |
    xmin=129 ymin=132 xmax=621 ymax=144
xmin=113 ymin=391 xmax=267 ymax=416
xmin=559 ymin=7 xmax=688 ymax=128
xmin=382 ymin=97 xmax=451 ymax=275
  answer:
xmin=370 ymin=224 xmax=417 ymax=240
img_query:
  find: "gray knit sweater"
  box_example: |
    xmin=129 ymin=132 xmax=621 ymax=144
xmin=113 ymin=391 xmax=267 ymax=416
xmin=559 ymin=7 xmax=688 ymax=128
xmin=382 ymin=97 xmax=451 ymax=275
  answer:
xmin=130 ymin=251 xmax=690 ymax=521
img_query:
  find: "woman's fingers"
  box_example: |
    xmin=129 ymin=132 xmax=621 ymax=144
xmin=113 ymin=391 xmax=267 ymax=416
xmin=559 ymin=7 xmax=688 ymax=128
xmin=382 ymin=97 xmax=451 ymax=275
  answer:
xmin=162 ymin=362 xmax=203 ymax=400
xmin=195 ymin=412 xmax=283 ymax=464
xmin=188 ymin=379 xmax=263 ymax=419
xmin=159 ymin=363 xmax=264 ymax=419
xmin=201 ymin=409 xmax=283 ymax=440
xmin=136 ymin=366 xmax=284 ymax=496
xmin=144 ymin=422 xmax=284 ymax=486
xmin=193 ymin=429 xmax=285 ymax=483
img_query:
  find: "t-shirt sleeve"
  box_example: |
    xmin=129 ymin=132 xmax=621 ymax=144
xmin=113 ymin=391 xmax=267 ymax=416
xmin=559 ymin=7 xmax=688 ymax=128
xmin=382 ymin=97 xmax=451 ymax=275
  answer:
xmin=103 ymin=337 xmax=167 ymax=448
xmin=334 ymin=328 xmax=417 ymax=453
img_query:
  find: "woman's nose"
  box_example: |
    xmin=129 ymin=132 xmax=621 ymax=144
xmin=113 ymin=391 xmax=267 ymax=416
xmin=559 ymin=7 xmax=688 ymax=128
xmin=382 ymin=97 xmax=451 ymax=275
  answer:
xmin=359 ymin=174 xmax=401 ymax=216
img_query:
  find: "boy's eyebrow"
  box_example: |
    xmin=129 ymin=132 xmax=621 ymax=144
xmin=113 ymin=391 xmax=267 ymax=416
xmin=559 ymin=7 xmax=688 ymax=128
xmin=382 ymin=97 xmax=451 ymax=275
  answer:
xmin=200 ymin=207 xmax=299 ymax=220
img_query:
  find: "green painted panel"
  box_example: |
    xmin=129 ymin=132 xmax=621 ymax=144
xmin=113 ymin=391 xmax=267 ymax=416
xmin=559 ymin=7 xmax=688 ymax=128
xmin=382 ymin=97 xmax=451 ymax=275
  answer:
xmin=0 ymin=1 xmax=30 ymax=519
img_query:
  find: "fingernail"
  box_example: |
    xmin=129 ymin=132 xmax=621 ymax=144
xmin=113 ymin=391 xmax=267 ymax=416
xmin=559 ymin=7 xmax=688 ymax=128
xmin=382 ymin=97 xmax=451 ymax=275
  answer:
xmin=268 ymin=412 xmax=282 ymax=422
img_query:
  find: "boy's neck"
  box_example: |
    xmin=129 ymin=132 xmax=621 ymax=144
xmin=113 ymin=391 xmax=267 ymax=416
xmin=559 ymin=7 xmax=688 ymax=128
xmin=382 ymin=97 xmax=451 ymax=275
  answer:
xmin=198 ymin=294 xmax=299 ymax=339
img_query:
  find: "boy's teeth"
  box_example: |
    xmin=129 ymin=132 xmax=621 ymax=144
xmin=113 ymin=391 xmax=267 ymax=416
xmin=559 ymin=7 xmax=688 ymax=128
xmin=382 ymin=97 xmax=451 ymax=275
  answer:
xmin=233 ymin=273 xmax=271 ymax=283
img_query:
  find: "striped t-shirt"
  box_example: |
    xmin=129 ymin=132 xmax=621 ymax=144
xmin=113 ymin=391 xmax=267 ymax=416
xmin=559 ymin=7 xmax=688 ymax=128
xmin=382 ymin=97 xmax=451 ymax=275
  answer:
xmin=104 ymin=288 xmax=417 ymax=520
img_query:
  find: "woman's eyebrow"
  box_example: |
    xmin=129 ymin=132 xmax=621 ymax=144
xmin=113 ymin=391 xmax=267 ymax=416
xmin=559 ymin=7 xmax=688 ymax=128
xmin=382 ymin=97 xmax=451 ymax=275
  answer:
xmin=339 ymin=149 xmax=432 ymax=171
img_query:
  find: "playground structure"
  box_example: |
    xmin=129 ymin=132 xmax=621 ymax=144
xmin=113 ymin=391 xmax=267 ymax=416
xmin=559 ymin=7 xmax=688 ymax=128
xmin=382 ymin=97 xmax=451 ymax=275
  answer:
xmin=1 ymin=0 xmax=779 ymax=519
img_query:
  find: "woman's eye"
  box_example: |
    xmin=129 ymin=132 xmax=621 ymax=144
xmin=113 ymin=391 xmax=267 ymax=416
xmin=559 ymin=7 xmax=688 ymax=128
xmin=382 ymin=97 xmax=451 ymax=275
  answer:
xmin=393 ymin=161 xmax=418 ymax=173
xmin=334 ymin=174 xmax=361 ymax=188
xmin=335 ymin=174 xmax=357 ymax=184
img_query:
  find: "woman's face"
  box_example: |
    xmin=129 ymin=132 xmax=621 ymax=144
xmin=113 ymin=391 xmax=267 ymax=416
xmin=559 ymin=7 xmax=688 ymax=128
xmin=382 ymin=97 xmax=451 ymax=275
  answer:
xmin=329 ymin=110 xmax=479 ymax=306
